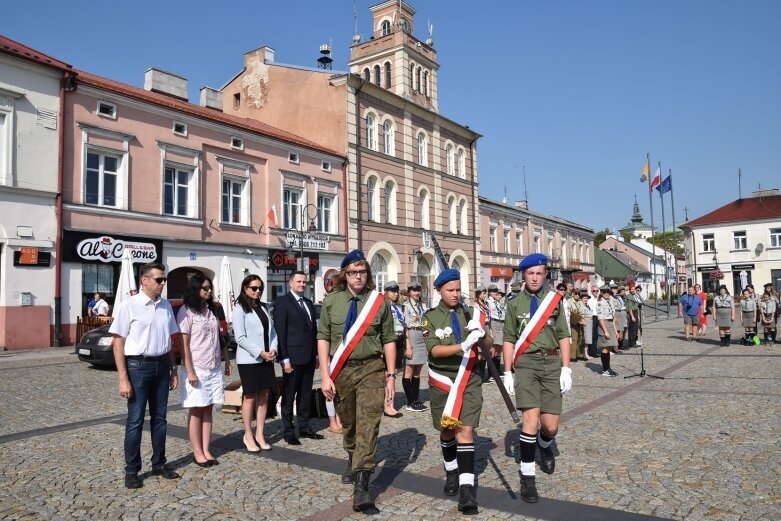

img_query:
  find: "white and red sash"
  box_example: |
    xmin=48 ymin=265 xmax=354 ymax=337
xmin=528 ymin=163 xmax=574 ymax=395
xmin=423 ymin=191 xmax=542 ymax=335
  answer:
xmin=328 ymin=290 xmax=384 ymax=381
xmin=428 ymin=344 xmax=478 ymax=430
xmin=512 ymin=291 xmax=561 ymax=365
xmin=472 ymin=304 xmax=487 ymax=329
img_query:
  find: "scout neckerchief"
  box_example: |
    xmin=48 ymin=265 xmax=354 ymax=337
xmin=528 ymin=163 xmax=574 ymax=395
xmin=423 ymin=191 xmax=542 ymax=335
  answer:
xmin=328 ymin=290 xmax=383 ymax=381
xmin=391 ymin=302 xmax=405 ymax=325
xmin=427 ymin=305 xmax=477 ymax=430
xmin=512 ymin=290 xmax=562 ymax=365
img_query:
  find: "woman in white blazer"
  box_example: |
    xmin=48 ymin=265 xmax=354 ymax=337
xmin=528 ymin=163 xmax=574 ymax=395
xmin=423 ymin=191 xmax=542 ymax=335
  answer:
xmin=233 ymin=274 xmax=278 ymax=452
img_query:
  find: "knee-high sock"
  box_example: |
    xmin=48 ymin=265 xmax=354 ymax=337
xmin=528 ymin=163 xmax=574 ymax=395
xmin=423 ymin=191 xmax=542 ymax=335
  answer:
xmin=519 ymin=431 xmax=537 ymax=476
xmin=537 ymin=429 xmax=555 ymax=448
xmin=440 ymin=437 xmax=457 ymax=471
xmin=411 ymin=377 xmax=421 ymax=403
xmin=600 ymin=352 xmax=611 ymax=371
xmin=456 ymin=443 xmax=475 ymax=485
xmin=402 ymin=377 xmax=412 ymax=403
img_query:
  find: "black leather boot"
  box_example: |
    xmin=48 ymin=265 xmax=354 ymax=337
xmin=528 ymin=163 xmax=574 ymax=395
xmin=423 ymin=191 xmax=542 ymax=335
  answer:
xmin=538 ymin=444 xmax=555 ymax=474
xmin=457 ymin=484 xmax=478 ymax=514
xmin=342 ymin=453 xmax=354 ymax=484
xmin=519 ymin=472 xmax=539 ymax=503
xmin=352 ymin=471 xmax=374 ymax=512
xmin=444 ymin=469 xmax=459 ymax=496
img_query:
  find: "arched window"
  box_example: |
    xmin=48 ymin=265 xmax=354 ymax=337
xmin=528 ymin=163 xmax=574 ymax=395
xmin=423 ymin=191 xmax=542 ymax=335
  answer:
xmin=383 ymin=119 xmax=394 ymax=156
xmin=371 ymin=254 xmax=389 ymax=291
xmin=367 ymin=177 xmax=377 ymax=221
xmin=415 ymin=67 xmax=421 ymax=93
xmin=423 ymin=70 xmax=429 ymax=97
xmin=381 ymin=20 xmax=391 ymax=36
xmin=445 ymin=144 xmax=454 ymax=175
xmin=417 ymin=132 xmax=427 ymax=166
xmin=448 ymin=196 xmax=457 ymax=233
xmin=373 ymin=65 xmax=381 ymax=86
xmin=419 ymin=189 xmax=430 ymax=229
xmin=366 ymin=114 xmax=376 ymax=150
xmin=409 ymin=63 xmax=415 ymax=90
xmin=384 ymin=180 xmax=396 ymax=224
xmin=384 ymin=62 xmax=392 ymax=88
xmin=459 ymin=199 xmax=468 ymax=235
xmin=363 ymin=68 xmax=371 ymax=81
xmin=457 ymin=148 xmax=465 ymax=178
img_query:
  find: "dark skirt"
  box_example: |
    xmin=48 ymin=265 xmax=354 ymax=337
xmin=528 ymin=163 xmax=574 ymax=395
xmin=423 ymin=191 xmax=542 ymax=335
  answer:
xmin=237 ymin=361 xmax=276 ymax=395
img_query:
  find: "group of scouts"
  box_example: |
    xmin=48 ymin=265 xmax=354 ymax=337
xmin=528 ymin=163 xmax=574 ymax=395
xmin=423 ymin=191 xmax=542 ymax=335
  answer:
xmin=734 ymin=283 xmax=779 ymax=346
xmin=317 ymin=250 xmax=572 ymax=514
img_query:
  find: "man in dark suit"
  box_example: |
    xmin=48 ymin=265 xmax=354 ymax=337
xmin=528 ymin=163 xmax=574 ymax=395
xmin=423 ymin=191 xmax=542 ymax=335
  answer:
xmin=273 ymin=271 xmax=324 ymax=444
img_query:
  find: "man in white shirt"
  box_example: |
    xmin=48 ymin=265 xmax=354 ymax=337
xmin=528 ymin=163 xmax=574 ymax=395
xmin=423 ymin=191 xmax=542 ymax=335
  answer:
xmin=93 ymin=292 xmax=109 ymax=316
xmin=110 ymin=262 xmax=179 ymax=489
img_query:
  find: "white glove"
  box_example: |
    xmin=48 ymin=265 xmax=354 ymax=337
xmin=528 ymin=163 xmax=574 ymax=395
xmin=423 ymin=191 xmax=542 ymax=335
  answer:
xmin=466 ymin=317 xmax=483 ymax=332
xmin=560 ymin=366 xmax=572 ymax=394
xmin=502 ymin=371 xmax=515 ymax=396
xmin=461 ymin=329 xmax=484 ymax=353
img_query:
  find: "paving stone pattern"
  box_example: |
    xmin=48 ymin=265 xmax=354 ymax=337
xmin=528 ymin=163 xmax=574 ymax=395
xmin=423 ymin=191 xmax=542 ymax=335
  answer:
xmin=0 ymin=315 xmax=778 ymax=520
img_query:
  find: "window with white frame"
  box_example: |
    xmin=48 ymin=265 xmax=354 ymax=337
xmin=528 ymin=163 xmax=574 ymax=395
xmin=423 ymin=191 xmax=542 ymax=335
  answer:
xmin=221 ymin=177 xmax=247 ymax=225
xmin=533 ymin=234 xmax=541 ymax=253
xmin=366 ymin=114 xmax=376 ymax=150
xmin=489 ymin=226 xmax=497 ymax=251
xmin=548 ymin=237 xmax=554 ymax=256
xmin=516 ymin=231 xmax=523 ymax=255
xmin=384 ymin=180 xmax=396 ymax=224
xmin=448 ymin=196 xmax=457 ymax=233
xmin=163 ymin=165 xmax=194 ymax=217
xmin=316 ymin=193 xmax=334 ymax=233
xmin=702 ymin=233 xmax=715 ymax=252
xmin=457 ymin=148 xmax=465 ymax=178
xmin=381 ymin=20 xmax=391 ymax=36
xmin=417 ymin=132 xmax=428 ymax=166
xmin=409 ymin=63 xmax=415 ymax=90
xmin=96 ymin=100 xmax=116 ymax=119
xmin=283 ymin=187 xmax=303 ymax=230
xmin=419 ymin=189 xmax=430 ymax=229
xmin=172 ymin=121 xmax=187 ymax=137
xmin=373 ymin=64 xmax=381 ymax=86
xmin=384 ymin=62 xmax=391 ymax=88
xmin=504 ymin=228 xmax=511 ymax=253
xmin=367 ymin=176 xmax=378 ymax=222
xmin=383 ymin=119 xmax=394 ymax=156
xmin=771 ymin=228 xmax=781 ymax=248
xmin=415 ymin=67 xmax=421 ymax=92
xmin=85 ymin=151 xmax=120 ymax=207
xmin=445 ymin=144 xmax=454 ymax=175
xmin=230 ymin=136 xmax=243 ymax=150
xmin=371 ymin=254 xmax=389 ymax=291
xmin=733 ymin=230 xmax=747 ymax=250
xmin=423 ymin=70 xmax=429 ymax=97
xmin=0 ymin=112 xmax=7 ymax=181
xmin=459 ymin=200 xmax=468 ymax=235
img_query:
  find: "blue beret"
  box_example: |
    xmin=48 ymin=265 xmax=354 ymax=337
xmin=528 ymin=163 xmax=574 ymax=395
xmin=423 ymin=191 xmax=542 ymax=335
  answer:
xmin=519 ymin=253 xmax=548 ymax=271
xmin=341 ymin=249 xmax=366 ymax=269
xmin=434 ymin=268 xmax=460 ymax=288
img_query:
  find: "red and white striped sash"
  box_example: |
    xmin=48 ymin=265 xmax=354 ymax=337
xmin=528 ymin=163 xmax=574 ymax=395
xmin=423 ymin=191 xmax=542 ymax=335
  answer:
xmin=472 ymin=304 xmax=487 ymax=328
xmin=512 ymin=291 xmax=561 ymax=365
xmin=428 ymin=344 xmax=478 ymax=429
xmin=328 ymin=290 xmax=384 ymax=381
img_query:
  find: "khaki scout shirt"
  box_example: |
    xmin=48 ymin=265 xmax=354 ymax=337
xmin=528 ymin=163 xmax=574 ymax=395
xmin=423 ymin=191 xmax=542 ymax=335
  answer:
xmin=317 ymin=288 xmax=395 ymax=360
xmin=597 ymin=298 xmax=615 ymax=320
xmin=625 ymin=295 xmax=639 ymax=313
xmin=423 ymin=302 xmax=472 ymax=375
xmin=404 ymin=299 xmax=426 ymax=327
xmin=503 ymin=288 xmax=569 ymax=353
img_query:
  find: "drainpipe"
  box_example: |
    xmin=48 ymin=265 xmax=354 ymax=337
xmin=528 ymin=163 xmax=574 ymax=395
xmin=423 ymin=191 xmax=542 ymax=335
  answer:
xmin=53 ymin=72 xmax=75 ymax=347
xmin=352 ymin=77 xmax=364 ymax=252
xmin=468 ymin=135 xmax=479 ymax=288
xmin=341 ymin=159 xmax=349 ymax=254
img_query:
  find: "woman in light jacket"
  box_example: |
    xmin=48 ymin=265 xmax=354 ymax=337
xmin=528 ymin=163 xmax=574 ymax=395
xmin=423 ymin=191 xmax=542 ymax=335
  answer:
xmin=233 ymin=274 xmax=278 ymax=452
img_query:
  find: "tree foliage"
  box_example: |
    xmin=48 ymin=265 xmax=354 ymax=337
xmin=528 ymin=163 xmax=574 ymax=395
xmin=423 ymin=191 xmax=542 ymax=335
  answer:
xmin=650 ymin=231 xmax=684 ymax=255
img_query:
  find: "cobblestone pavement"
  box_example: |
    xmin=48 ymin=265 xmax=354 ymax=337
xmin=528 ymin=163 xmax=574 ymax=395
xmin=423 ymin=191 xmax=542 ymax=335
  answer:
xmin=0 ymin=316 xmax=779 ymax=520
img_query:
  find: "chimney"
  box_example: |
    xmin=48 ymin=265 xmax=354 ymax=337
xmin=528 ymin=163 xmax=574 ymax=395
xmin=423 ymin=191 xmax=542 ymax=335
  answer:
xmin=514 ymin=200 xmax=528 ymax=210
xmin=199 ymin=87 xmax=223 ymax=111
xmin=144 ymin=68 xmax=188 ymax=101
xmin=244 ymin=46 xmax=275 ymax=67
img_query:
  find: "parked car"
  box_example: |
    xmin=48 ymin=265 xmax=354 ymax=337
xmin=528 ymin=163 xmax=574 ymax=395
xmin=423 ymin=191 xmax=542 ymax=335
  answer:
xmin=76 ymin=300 xmax=230 ymax=367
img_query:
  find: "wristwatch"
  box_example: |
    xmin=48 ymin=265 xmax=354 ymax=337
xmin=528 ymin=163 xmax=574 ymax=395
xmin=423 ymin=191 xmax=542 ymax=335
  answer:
xmin=385 ymin=372 xmax=397 ymax=379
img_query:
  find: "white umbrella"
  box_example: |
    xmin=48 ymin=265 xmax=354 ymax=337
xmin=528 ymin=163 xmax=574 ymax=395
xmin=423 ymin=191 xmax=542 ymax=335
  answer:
xmin=739 ymin=270 xmax=748 ymax=291
xmin=112 ymin=249 xmax=136 ymax=316
xmin=217 ymin=256 xmax=235 ymax=323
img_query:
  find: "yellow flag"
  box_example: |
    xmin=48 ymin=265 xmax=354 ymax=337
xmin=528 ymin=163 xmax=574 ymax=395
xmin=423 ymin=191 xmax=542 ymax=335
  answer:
xmin=640 ymin=159 xmax=650 ymax=182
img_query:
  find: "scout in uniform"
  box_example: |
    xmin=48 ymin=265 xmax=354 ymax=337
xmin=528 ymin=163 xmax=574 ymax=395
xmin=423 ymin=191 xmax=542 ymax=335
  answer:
xmin=610 ymin=284 xmax=626 ymax=350
xmin=597 ymin=286 xmax=619 ymax=375
xmin=712 ymin=285 xmax=735 ymax=346
xmin=402 ymin=281 xmax=429 ymax=412
xmin=317 ymin=250 xmax=396 ymax=513
xmin=501 ymin=254 xmax=572 ymax=503
xmin=625 ymin=285 xmax=640 ymax=348
xmin=424 ymin=268 xmax=489 ymax=514
xmin=567 ymin=289 xmax=586 ymax=361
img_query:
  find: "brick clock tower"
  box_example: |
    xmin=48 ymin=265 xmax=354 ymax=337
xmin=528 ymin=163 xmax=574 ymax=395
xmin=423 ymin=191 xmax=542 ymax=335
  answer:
xmin=348 ymin=0 xmax=439 ymax=112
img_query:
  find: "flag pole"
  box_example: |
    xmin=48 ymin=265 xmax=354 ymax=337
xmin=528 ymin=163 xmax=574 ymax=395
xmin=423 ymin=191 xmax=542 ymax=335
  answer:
xmin=657 ymin=162 xmax=670 ymax=317
xmin=647 ymin=154 xmax=658 ymax=321
xmin=669 ymin=168 xmax=678 ymax=295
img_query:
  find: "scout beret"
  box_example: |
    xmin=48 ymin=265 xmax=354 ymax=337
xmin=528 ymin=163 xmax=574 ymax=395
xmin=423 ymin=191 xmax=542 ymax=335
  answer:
xmin=580 ymin=290 xmax=590 ymax=297
xmin=434 ymin=268 xmax=460 ymax=288
xmin=718 ymin=284 xmax=728 ymax=291
xmin=609 ymin=283 xmax=618 ymax=288
xmin=487 ymin=284 xmax=499 ymax=292
xmin=519 ymin=253 xmax=548 ymax=271
xmin=618 ymin=285 xmax=625 ymax=291
xmin=341 ymin=249 xmax=365 ymax=269
xmin=600 ymin=286 xmax=611 ymax=293
xmin=764 ymin=283 xmax=773 ymax=288
xmin=407 ymin=281 xmax=422 ymax=290
xmin=475 ymin=285 xmax=486 ymax=293
xmin=384 ymin=280 xmax=399 ymax=290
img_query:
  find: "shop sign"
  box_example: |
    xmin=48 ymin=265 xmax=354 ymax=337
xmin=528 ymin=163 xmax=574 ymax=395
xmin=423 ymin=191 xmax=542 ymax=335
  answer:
xmin=696 ymin=266 xmax=716 ymax=272
xmin=13 ymin=248 xmax=52 ymax=267
xmin=324 ymin=269 xmax=338 ymax=293
xmin=269 ymin=249 xmax=319 ymax=270
xmin=285 ymin=231 xmax=330 ymax=250
xmin=731 ymin=263 xmax=755 ymax=270
xmin=63 ymin=230 xmax=163 ymax=265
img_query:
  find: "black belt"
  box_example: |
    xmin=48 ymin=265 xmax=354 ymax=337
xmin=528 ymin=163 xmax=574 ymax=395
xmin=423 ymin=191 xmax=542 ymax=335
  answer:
xmin=408 ymin=326 xmax=424 ymax=331
xmin=492 ymin=319 xmax=505 ymax=322
xmin=126 ymin=354 xmax=169 ymax=362
xmin=344 ymin=356 xmax=381 ymax=367
xmin=529 ymin=348 xmax=560 ymax=356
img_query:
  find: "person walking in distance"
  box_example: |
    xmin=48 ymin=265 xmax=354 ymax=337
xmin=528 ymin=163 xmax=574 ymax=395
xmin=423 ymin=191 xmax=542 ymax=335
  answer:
xmin=110 ymin=262 xmax=180 ymax=489
xmin=402 ymin=281 xmax=429 ymax=412
xmin=502 ymin=254 xmax=573 ymax=503
xmin=317 ymin=250 xmax=396 ymax=513
xmin=273 ymin=271 xmax=324 ymax=445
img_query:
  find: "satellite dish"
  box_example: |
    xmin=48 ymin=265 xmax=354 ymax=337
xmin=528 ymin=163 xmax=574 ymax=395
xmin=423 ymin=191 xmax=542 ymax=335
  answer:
xmin=755 ymin=243 xmax=764 ymax=256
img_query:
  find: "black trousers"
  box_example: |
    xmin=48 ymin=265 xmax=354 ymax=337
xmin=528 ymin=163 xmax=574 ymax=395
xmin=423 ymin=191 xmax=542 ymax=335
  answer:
xmin=627 ymin=318 xmax=639 ymax=347
xmin=589 ymin=316 xmax=599 ymax=355
xmin=281 ymin=361 xmax=315 ymax=437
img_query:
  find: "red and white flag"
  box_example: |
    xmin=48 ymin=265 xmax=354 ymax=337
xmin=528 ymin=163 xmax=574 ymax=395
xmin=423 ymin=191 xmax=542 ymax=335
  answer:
xmin=267 ymin=204 xmax=278 ymax=228
xmin=649 ymin=167 xmax=661 ymax=192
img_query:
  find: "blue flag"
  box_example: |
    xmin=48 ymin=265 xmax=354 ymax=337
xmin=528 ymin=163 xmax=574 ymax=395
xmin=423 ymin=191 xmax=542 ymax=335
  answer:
xmin=655 ymin=175 xmax=672 ymax=194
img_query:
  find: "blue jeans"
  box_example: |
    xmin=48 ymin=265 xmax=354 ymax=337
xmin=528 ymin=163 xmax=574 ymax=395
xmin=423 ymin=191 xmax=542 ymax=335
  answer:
xmin=124 ymin=357 xmax=171 ymax=475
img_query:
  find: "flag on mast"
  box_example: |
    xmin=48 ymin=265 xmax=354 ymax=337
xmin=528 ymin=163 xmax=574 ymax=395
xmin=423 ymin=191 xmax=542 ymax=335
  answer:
xmin=267 ymin=204 xmax=278 ymax=228
xmin=655 ymin=175 xmax=672 ymax=194
xmin=640 ymin=159 xmax=651 ymax=182
xmin=649 ymin=167 xmax=661 ymax=192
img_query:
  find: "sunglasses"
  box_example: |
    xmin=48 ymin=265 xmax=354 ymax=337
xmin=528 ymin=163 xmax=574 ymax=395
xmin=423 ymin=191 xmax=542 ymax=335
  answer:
xmin=201 ymin=286 xmax=213 ymax=292
xmin=247 ymin=286 xmax=262 ymax=292
xmin=145 ymin=276 xmax=167 ymax=284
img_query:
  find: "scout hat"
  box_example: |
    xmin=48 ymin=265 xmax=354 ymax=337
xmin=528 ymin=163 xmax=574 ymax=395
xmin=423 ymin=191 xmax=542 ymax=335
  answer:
xmin=519 ymin=253 xmax=547 ymax=271
xmin=341 ymin=249 xmax=365 ymax=269
xmin=434 ymin=268 xmax=460 ymax=288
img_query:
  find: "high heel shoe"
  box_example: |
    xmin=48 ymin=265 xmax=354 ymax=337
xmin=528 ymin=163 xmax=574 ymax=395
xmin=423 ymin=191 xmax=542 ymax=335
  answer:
xmin=243 ymin=436 xmax=260 ymax=453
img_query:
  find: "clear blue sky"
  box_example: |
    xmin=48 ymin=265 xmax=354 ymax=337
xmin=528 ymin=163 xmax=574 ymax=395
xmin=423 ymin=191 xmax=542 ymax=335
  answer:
xmin=4 ymin=0 xmax=779 ymax=233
